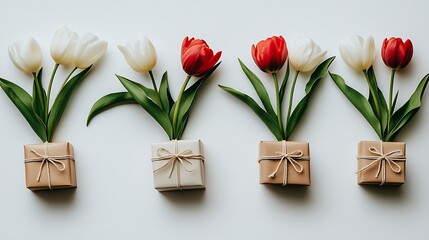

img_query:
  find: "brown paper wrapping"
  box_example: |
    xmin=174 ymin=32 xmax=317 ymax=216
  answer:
xmin=357 ymin=141 xmax=406 ymax=185
xmin=24 ymin=142 xmax=77 ymax=191
xmin=259 ymin=141 xmax=311 ymax=186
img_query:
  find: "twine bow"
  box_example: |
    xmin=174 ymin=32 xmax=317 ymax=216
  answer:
xmin=24 ymin=142 xmax=73 ymax=190
xmin=259 ymin=141 xmax=309 ymax=186
xmin=357 ymin=142 xmax=404 ymax=186
xmin=151 ymin=140 xmax=204 ymax=190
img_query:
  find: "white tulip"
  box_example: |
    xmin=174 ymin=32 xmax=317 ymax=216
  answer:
xmin=50 ymin=26 xmax=78 ymax=65
xmin=8 ymin=37 xmax=42 ymax=74
xmin=118 ymin=37 xmax=157 ymax=73
xmin=73 ymin=33 xmax=107 ymax=69
xmin=288 ymin=37 xmax=327 ymax=72
xmin=339 ymin=35 xmax=375 ymax=71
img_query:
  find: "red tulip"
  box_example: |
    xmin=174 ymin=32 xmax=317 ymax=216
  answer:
xmin=251 ymin=36 xmax=288 ymax=73
xmin=381 ymin=37 xmax=413 ymax=70
xmin=181 ymin=37 xmax=222 ymax=77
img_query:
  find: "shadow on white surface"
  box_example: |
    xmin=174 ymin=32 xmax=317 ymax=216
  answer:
xmin=263 ymin=185 xmax=311 ymax=204
xmin=159 ymin=189 xmax=206 ymax=206
xmin=360 ymin=185 xmax=406 ymax=202
xmin=32 ymin=188 xmax=77 ymax=206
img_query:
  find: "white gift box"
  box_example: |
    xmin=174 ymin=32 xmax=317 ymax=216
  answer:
xmin=151 ymin=140 xmax=205 ymax=191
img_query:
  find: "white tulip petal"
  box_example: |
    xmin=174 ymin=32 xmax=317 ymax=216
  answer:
xmin=77 ymin=42 xmax=107 ymax=69
xmin=289 ymin=37 xmax=326 ymax=72
xmin=339 ymin=35 xmax=374 ymax=71
xmin=117 ymin=36 xmax=157 ymax=73
xmin=118 ymin=44 xmax=141 ymax=72
xmin=73 ymin=33 xmax=107 ymax=69
xmin=9 ymin=45 xmax=26 ymax=72
xmin=340 ymin=44 xmax=361 ymax=71
xmin=51 ymin=27 xmax=79 ymax=64
xmin=302 ymin=50 xmax=326 ymax=72
xmin=362 ymin=36 xmax=375 ymax=70
xmin=27 ymin=38 xmax=42 ymax=72
xmin=8 ymin=37 xmax=42 ymax=73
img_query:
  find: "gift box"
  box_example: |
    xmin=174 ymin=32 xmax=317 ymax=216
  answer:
xmin=259 ymin=141 xmax=311 ymax=186
xmin=24 ymin=142 xmax=77 ymax=191
xmin=357 ymin=141 xmax=406 ymax=185
xmin=151 ymin=140 xmax=205 ymax=191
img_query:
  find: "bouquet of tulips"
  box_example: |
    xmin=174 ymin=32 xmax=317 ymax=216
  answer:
xmin=220 ymin=36 xmax=334 ymax=186
xmin=88 ymin=36 xmax=221 ymax=191
xmin=0 ymin=27 xmax=107 ymax=190
xmin=330 ymin=35 xmax=429 ymax=185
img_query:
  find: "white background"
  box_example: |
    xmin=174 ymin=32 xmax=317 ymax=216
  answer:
xmin=0 ymin=0 xmax=428 ymax=239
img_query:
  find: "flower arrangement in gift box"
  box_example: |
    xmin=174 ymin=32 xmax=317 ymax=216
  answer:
xmin=87 ymin=36 xmax=221 ymax=191
xmin=0 ymin=27 xmax=107 ymax=190
xmin=330 ymin=35 xmax=429 ymax=185
xmin=219 ymin=36 xmax=334 ymax=186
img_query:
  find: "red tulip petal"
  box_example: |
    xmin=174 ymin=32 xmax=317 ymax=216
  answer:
xmin=181 ymin=36 xmax=191 ymax=56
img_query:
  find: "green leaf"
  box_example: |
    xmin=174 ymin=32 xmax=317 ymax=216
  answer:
xmin=0 ymin=78 xmax=47 ymax=141
xmin=175 ymin=113 xmax=189 ymax=140
xmin=366 ymin=67 xmax=388 ymax=136
xmin=279 ymin=61 xmax=290 ymax=106
xmin=219 ymin=85 xmax=283 ymax=140
xmin=330 ymin=72 xmax=382 ymax=139
xmin=172 ymin=63 xmax=221 ymax=139
xmin=32 ymin=69 xmax=47 ymax=123
xmin=386 ymin=74 xmax=429 ymax=141
xmin=285 ymin=57 xmax=335 ymax=139
xmin=118 ymin=75 xmax=173 ymax=139
xmin=159 ymin=71 xmax=174 ymax=114
xmin=87 ymin=92 xmax=136 ymax=125
xmin=305 ymin=57 xmax=335 ymax=93
xmin=391 ymin=90 xmax=399 ymax=113
xmin=238 ymin=59 xmax=277 ymax=120
xmin=116 ymin=75 xmax=161 ymax=107
xmin=47 ymin=66 xmax=91 ymax=141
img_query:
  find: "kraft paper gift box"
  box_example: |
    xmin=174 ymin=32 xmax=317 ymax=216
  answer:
xmin=151 ymin=140 xmax=205 ymax=191
xmin=259 ymin=141 xmax=311 ymax=186
xmin=357 ymin=141 xmax=406 ymax=185
xmin=24 ymin=142 xmax=77 ymax=191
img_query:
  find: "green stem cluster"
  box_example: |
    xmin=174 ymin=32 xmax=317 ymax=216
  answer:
xmin=172 ymin=75 xmax=192 ymax=138
xmin=60 ymin=67 xmax=77 ymax=90
xmin=46 ymin=64 xmax=59 ymax=122
xmin=387 ymin=69 xmax=396 ymax=131
xmin=363 ymin=70 xmax=381 ymax=118
xmin=149 ymin=70 xmax=158 ymax=92
xmin=272 ymin=69 xmax=300 ymax=139
xmin=287 ymin=71 xmax=300 ymax=123
xmin=145 ymin=69 xmax=193 ymax=140
xmin=38 ymin=65 xmax=78 ymax=141
xmin=272 ymin=73 xmax=283 ymax=134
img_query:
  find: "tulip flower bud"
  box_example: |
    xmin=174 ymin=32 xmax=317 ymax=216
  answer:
xmin=181 ymin=36 xmax=222 ymax=77
xmin=251 ymin=36 xmax=288 ymax=73
xmin=289 ymin=37 xmax=327 ymax=72
xmin=381 ymin=37 xmax=413 ymax=70
xmin=339 ymin=35 xmax=375 ymax=71
xmin=50 ymin=26 xmax=79 ymax=65
xmin=8 ymin=37 xmax=42 ymax=74
xmin=73 ymin=33 xmax=107 ymax=69
xmin=118 ymin=37 xmax=157 ymax=73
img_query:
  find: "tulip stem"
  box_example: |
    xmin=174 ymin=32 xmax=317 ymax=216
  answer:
xmin=286 ymin=71 xmax=300 ymax=124
xmin=272 ymin=73 xmax=284 ymax=135
xmin=363 ymin=70 xmax=381 ymax=118
xmin=387 ymin=69 xmax=396 ymax=130
xmin=60 ymin=67 xmax=77 ymax=90
xmin=32 ymin=72 xmax=45 ymax=120
xmin=172 ymin=75 xmax=192 ymax=139
xmin=46 ymin=64 xmax=59 ymax=112
xmin=149 ymin=70 xmax=158 ymax=92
